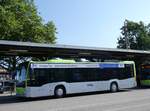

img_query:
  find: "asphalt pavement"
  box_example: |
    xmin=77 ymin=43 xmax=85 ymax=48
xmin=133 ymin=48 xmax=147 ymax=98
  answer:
xmin=0 ymin=88 xmax=150 ymax=111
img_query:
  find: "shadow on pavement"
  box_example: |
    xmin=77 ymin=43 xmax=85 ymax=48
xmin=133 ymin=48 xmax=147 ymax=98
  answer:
xmin=0 ymin=94 xmax=55 ymax=104
xmin=0 ymin=87 xmax=150 ymax=104
xmin=0 ymin=91 xmax=122 ymax=104
xmin=133 ymin=86 xmax=150 ymax=90
xmin=0 ymin=91 xmax=112 ymax=104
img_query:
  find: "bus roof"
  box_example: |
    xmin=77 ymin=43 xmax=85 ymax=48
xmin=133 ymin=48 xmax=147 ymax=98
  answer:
xmin=46 ymin=59 xmax=76 ymax=63
xmin=30 ymin=59 xmax=134 ymax=64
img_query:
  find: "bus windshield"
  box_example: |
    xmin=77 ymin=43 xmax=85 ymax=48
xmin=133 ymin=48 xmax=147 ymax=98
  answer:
xmin=27 ymin=67 xmax=52 ymax=86
xmin=16 ymin=66 xmax=26 ymax=87
xmin=141 ymin=69 xmax=150 ymax=80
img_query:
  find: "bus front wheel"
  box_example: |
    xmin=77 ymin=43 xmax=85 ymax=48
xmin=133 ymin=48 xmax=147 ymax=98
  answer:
xmin=54 ymin=86 xmax=66 ymax=98
xmin=110 ymin=82 xmax=118 ymax=92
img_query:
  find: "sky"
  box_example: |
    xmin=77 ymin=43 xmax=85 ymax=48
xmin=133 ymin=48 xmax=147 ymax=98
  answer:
xmin=35 ymin=0 xmax=150 ymax=48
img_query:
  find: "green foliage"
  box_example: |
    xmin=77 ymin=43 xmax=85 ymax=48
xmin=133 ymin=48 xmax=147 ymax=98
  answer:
xmin=0 ymin=0 xmax=57 ymax=72
xmin=117 ymin=20 xmax=150 ymax=79
xmin=0 ymin=0 xmax=57 ymax=43
xmin=117 ymin=20 xmax=150 ymax=50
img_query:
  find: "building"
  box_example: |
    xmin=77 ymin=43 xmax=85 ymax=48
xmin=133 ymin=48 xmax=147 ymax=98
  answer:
xmin=0 ymin=67 xmax=11 ymax=81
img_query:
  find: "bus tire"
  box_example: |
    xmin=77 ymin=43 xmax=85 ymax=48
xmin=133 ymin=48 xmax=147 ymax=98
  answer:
xmin=54 ymin=86 xmax=66 ymax=98
xmin=110 ymin=82 xmax=118 ymax=93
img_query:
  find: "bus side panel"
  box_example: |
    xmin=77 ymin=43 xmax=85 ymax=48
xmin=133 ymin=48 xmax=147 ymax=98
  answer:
xmin=118 ymin=78 xmax=137 ymax=89
xmin=94 ymin=81 xmax=110 ymax=91
xmin=25 ymin=82 xmax=69 ymax=97
xmin=66 ymin=81 xmax=110 ymax=94
xmin=25 ymin=85 xmax=53 ymax=97
xmin=66 ymin=82 xmax=94 ymax=94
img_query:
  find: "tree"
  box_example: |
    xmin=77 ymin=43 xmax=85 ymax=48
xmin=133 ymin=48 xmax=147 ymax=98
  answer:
xmin=117 ymin=20 xmax=150 ymax=50
xmin=0 ymin=0 xmax=57 ymax=71
xmin=0 ymin=0 xmax=57 ymax=43
xmin=117 ymin=20 xmax=150 ymax=85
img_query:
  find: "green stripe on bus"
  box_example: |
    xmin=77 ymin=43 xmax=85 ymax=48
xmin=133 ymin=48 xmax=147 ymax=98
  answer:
xmin=140 ymin=80 xmax=150 ymax=86
xmin=16 ymin=87 xmax=25 ymax=94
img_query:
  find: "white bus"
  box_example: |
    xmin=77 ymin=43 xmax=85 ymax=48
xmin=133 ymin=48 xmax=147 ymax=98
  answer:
xmin=16 ymin=60 xmax=137 ymax=98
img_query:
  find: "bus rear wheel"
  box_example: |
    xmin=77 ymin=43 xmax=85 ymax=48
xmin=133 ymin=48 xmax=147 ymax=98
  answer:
xmin=54 ymin=86 xmax=66 ymax=98
xmin=110 ymin=82 xmax=118 ymax=92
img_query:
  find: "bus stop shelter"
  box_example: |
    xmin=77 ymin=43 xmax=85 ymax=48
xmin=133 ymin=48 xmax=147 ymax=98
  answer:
xmin=0 ymin=40 xmax=150 ymax=60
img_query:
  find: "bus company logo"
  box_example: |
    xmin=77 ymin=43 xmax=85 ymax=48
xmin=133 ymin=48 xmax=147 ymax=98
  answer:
xmin=99 ymin=64 xmax=125 ymax=69
xmin=118 ymin=64 xmax=125 ymax=68
xmin=30 ymin=64 xmax=52 ymax=68
xmin=31 ymin=64 xmax=37 ymax=68
xmin=37 ymin=64 xmax=54 ymax=68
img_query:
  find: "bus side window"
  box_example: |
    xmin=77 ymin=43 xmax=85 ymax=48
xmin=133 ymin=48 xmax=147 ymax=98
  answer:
xmin=73 ymin=72 xmax=81 ymax=82
xmin=87 ymin=68 xmax=98 ymax=81
xmin=70 ymin=69 xmax=82 ymax=82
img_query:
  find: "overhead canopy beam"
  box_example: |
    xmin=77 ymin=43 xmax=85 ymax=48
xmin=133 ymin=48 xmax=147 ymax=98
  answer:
xmin=0 ymin=40 xmax=150 ymax=59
